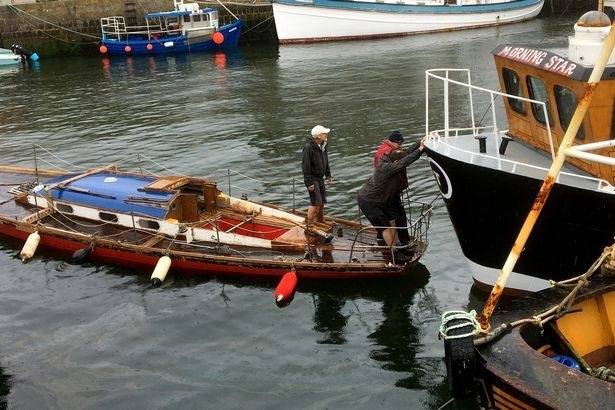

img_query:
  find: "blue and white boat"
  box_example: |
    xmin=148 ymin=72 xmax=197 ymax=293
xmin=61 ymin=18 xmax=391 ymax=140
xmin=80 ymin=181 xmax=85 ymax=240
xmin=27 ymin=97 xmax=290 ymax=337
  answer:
xmin=0 ymin=45 xmax=39 ymax=66
xmin=99 ymin=0 xmax=242 ymax=56
xmin=0 ymin=48 xmax=20 ymax=66
xmin=272 ymin=0 xmax=544 ymax=44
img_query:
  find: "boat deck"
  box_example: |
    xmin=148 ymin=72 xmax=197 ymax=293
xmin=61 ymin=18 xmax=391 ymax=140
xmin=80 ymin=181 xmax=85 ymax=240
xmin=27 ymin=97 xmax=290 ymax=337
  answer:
xmin=426 ymin=132 xmax=610 ymax=192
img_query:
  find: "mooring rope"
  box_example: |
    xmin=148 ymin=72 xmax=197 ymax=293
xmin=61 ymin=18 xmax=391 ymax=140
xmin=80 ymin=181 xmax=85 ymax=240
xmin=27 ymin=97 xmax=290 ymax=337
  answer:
xmin=8 ymin=5 xmax=101 ymax=40
xmin=439 ymin=310 xmax=482 ymax=340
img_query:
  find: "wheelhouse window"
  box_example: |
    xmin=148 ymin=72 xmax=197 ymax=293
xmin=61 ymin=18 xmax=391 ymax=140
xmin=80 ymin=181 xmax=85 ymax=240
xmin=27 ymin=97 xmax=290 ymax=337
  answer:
xmin=502 ymin=68 xmax=525 ymax=114
xmin=527 ymin=76 xmax=552 ymax=125
xmin=192 ymin=14 xmax=202 ymax=22
xmin=99 ymin=212 xmax=118 ymax=223
xmin=138 ymin=219 xmax=160 ymax=230
xmin=554 ymin=85 xmax=584 ymax=140
xmin=183 ymin=15 xmax=190 ymax=23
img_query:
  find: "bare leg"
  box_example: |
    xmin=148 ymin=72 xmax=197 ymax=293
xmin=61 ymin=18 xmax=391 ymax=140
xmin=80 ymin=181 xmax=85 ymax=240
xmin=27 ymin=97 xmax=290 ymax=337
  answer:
xmin=307 ymin=206 xmax=317 ymax=225
xmin=382 ymin=227 xmax=397 ymax=248
xmin=316 ymin=204 xmax=325 ymax=223
xmin=389 ymin=219 xmax=398 ymax=245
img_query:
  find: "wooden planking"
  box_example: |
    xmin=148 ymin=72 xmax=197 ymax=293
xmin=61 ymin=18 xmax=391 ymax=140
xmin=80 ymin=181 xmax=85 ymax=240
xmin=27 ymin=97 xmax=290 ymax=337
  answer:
xmin=144 ymin=176 xmax=189 ymax=192
xmin=0 ymin=165 xmax=66 ymax=177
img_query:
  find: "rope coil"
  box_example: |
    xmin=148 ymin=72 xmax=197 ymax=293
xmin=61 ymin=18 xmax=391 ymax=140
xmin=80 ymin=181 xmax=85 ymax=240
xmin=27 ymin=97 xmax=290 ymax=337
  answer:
xmin=439 ymin=310 xmax=482 ymax=340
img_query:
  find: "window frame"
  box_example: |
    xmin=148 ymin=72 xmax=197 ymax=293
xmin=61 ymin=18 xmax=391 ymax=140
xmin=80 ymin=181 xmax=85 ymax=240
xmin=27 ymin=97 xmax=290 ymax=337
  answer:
xmin=502 ymin=67 xmax=526 ymax=115
xmin=554 ymin=84 xmax=585 ymax=140
xmin=526 ymin=75 xmax=552 ymax=126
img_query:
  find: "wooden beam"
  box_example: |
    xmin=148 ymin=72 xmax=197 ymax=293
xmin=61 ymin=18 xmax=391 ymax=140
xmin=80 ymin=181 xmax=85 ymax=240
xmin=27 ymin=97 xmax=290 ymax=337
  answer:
xmin=0 ymin=165 xmax=65 ymax=177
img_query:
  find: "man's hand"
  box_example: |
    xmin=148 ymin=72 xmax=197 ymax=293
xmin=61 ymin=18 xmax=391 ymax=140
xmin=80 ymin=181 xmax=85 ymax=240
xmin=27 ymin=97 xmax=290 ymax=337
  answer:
xmin=308 ymin=184 xmax=315 ymax=191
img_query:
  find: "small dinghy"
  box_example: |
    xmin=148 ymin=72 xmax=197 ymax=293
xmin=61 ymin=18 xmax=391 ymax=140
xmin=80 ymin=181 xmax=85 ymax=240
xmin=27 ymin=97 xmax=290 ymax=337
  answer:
xmin=0 ymin=45 xmax=38 ymax=67
xmin=0 ymin=161 xmax=433 ymax=286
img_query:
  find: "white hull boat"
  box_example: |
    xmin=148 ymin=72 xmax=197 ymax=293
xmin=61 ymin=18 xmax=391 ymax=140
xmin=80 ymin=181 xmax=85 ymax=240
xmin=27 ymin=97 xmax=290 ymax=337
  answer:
xmin=0 ymin=48 xmax=20 ymax=66
xmin=272 ymin=0 xmax=545 ymax=43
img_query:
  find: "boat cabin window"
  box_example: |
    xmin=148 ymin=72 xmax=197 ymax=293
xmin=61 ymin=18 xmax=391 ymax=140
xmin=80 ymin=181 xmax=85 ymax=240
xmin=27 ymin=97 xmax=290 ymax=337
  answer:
xmin=193 ymin=14 xmax=202 ymax=22
xmin=99 ymin=212 xmax=119 ymax=223
xmin=183 ymin=15 xmax=190 ymax=23
xmin=502 ymin=67 xmax=525 ymax=114
xmin=138 ymin=219 xmax=160 ymax=230
xmin=554 ymin=85 xmax=584 ymax=140
xmin=56 ymin=203 xmax=73 ymax=214
xmin=526 ymin=76 xmax=552 ymax=126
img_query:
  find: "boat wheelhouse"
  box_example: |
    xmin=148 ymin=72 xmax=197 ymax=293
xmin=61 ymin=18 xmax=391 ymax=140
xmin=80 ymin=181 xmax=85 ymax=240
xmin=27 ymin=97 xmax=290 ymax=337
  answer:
xmin=424 ymin=11 xmax=615 ymax=292
xmin=272 ymin=0 xmax=544 ymax=44
xmin=99 ymin=0 xmax=242 ymax=55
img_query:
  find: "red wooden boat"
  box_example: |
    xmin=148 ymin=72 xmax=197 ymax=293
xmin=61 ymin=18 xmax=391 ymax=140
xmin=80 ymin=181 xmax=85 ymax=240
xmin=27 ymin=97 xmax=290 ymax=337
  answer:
xmin=0 ymin=164 xmax=433 ymax=284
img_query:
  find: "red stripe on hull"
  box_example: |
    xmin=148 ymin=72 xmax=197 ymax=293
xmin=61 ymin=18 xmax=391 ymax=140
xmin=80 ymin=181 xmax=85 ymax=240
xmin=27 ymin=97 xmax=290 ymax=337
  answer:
xmin=0 ymin=222 xmax=409 ymax=279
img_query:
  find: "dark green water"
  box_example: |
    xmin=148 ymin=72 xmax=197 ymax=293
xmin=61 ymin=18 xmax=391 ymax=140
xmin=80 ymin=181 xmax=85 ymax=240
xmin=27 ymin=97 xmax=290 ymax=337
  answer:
xmin=0 ymin=16 xmax=577 ymax=409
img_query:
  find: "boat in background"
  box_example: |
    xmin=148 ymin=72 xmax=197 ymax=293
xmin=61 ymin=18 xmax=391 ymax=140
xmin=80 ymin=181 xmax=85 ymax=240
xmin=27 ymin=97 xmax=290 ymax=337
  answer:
xmin=272 ymin=0 xmax=544 ymax=44
xmin=0 ymin=45 xmax=39 ymax=66
xmin=0 ymin=157 xmax=434 ymax=288
xmin=99 ymin=0 xmax=242 ymax=56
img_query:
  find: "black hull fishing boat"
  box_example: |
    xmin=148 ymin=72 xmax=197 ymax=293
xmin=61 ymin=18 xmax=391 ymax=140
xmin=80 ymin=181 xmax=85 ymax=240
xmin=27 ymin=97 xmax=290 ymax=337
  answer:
xmin=427 ymin=147 xmax=615 ymax=293
xmin=424 ymin=11 xmax=615 ymax=292
xmin=437 ymin=10 xmax=615 ymax=408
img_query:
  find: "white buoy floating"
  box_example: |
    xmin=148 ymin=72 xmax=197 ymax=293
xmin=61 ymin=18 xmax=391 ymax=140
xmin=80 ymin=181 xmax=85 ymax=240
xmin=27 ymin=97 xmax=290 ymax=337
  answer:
xmin=151 ymin=255 xmax=171 ymax=286
xmin=20 ymin=231 xmax=40 ymax=262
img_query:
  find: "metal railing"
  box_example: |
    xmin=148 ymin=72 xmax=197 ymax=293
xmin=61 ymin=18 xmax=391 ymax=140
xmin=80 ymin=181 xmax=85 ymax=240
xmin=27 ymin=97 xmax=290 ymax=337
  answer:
xmin=426 ymin=129 xmax=614 ymax=192
xmin=347 ymin=196 xmax=437 ymax=263
xmin=425 ymin=68 xmax=555 ymax=162
xmin=425 ymin=68 xmax=615 ymax=193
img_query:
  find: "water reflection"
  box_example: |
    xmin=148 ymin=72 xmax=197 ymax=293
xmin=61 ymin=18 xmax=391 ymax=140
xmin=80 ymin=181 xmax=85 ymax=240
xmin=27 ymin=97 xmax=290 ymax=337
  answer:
xmin=306 ymin=265 xmax=433 ymax=383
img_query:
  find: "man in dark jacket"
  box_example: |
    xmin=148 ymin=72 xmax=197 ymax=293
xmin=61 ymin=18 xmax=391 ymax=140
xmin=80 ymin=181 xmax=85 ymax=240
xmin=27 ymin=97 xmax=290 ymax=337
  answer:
xmin=373 ymin=131 xmax=415 ymax=246
xmin=302 ymin=125 xmax=332 ymax=224
xmin=358 ymin=141 xmax=424 ymax=260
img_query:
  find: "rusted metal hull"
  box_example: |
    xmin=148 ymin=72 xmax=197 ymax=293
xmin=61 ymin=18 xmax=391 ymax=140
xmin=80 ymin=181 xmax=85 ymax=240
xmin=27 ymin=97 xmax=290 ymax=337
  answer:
xmin=472 ymin=277 xmax=615 ymax=408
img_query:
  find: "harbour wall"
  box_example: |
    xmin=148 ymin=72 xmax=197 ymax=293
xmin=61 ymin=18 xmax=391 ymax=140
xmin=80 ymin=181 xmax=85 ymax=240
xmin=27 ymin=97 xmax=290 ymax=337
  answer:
xmin=0 ymin=0 xmax=275 ymax=55
xmin=0 ymin=0 xmax=605 ymax=56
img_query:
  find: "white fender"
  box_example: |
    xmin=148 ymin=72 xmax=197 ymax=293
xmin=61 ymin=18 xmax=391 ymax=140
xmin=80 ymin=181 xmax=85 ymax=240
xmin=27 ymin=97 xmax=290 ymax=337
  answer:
xmin=20 ymin=231 xmax=40 ymax=262
xmin=151 ymin=255 xmax=171 ymax=286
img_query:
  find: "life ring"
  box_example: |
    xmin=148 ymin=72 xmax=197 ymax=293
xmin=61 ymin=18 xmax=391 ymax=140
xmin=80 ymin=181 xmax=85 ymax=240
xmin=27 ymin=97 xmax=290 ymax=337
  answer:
xmin=443 ymin=318 xmax=477 ymax=397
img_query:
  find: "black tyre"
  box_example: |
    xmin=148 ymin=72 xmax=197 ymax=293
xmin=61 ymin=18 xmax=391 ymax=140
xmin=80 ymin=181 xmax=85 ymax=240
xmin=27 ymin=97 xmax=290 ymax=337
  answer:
xmin=444 ymin=318 xmax=477 ymax=398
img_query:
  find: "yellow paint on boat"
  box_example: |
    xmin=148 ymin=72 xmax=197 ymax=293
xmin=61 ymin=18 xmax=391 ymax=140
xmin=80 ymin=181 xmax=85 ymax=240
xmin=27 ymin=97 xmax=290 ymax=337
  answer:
xmin=556 ymin=290 xmax=615 ymax=357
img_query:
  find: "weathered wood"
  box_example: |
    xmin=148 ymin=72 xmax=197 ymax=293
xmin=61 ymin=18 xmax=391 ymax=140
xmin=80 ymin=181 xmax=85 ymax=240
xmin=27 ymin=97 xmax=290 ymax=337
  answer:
xmin=52 ymin=164 xmax=117 ymax=189
xmin=20 ymin=207 xmax=55 ymax=224
xmin=0 ymin=165 xmax=65 ymax=177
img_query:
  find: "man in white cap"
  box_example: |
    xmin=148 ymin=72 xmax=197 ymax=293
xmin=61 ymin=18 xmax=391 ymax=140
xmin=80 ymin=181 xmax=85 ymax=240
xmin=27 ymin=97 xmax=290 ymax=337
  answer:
xmin=302 ymin=125 xmax=332 ymax=225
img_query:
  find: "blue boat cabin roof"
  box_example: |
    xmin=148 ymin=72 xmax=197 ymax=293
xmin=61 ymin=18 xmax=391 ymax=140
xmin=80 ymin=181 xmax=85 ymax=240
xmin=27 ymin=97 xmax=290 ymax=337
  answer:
xmin=43 ymin=172 xmax=177 ymax=219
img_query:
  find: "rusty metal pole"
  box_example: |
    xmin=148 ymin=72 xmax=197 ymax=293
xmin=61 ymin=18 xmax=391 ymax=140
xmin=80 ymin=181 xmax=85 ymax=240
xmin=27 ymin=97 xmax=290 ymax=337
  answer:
xmin=599 ymin=0 xmax=604 ymax=12
xmin=478 ymin=23 xmax=615 ymax=330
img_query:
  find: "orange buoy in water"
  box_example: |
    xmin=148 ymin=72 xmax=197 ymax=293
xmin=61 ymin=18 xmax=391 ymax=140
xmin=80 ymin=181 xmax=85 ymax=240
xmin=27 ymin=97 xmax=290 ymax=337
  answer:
xmin=274 ymin=270 xmax=297 ymax=307
xmin=212 ymin=32 xmax=224 ymax=45
xmin=99 ymin=45 xmax=108 ymax=54
xmin=124 ymin=45 xmax=132 ymax=53
xmin=146 ymin=43 xmax=154 ymax=51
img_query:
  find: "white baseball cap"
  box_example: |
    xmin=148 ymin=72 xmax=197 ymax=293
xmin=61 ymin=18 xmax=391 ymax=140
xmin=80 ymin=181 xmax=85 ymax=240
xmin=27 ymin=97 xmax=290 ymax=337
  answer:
xmin=311 ymin=125 xmax=331 ymax=137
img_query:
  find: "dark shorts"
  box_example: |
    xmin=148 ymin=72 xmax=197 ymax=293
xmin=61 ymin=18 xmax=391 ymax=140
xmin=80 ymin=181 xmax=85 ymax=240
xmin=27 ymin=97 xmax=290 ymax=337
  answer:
xmin=308 ymin=179 xmax=326 ymax=206
xmin=358 ymin=196 xmax=395 ymax=237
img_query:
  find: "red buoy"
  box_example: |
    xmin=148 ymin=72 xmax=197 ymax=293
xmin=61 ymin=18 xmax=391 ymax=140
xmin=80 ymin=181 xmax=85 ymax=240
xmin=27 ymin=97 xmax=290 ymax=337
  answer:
xmin=124 ymin=45 xmax=132 ymax=53
xmin=274 ymin=270 xmax=297 ymax=307
xmin=146 ymin=43 xmax=154 ymax=51
xmin=212 ymin=32 xmax=224 ymax=45
xmin=99 ymin=45 xmax=108 ymax=54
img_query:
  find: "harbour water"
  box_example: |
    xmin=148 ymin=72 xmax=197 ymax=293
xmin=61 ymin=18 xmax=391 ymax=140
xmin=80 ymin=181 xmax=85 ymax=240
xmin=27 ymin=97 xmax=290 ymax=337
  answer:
xmin=0 ymin=16 xmax=576 ymax=409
